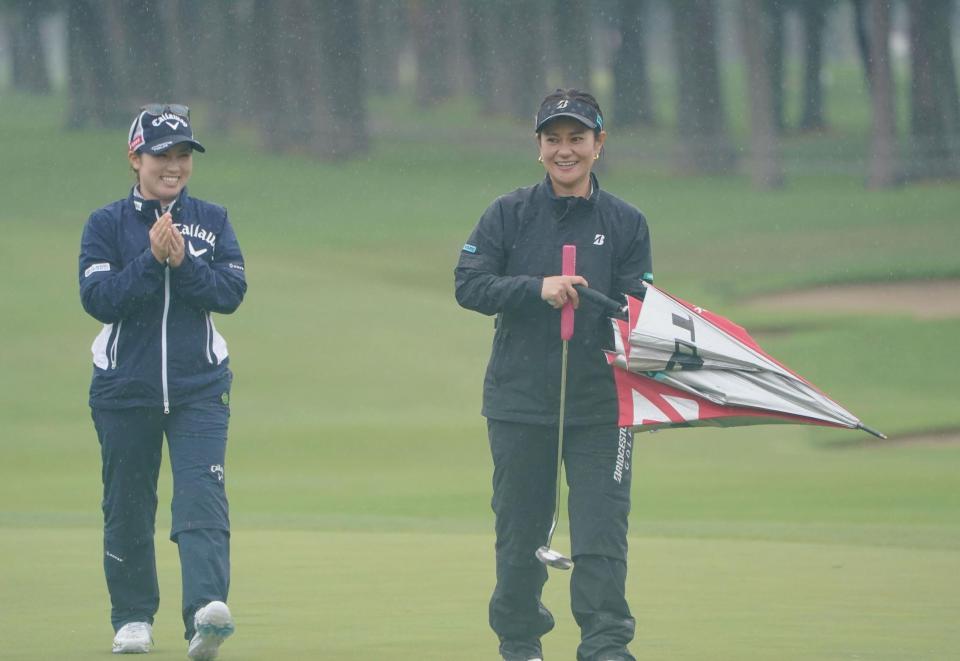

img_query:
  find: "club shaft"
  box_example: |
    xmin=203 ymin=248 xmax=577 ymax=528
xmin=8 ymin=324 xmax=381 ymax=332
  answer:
xmin=545 ymin=339 xmax=569 ymax=548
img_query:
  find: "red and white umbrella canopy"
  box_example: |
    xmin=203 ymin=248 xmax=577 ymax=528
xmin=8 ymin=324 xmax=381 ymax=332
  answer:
xmin=604 ymin=284 xmax=882 ymax=437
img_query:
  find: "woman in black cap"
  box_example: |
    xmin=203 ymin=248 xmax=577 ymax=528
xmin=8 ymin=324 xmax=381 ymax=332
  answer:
xmin=455 ymin=89 xmax=653 ymax=661
xmin=79 ymin=104 xmax=246 ymax=659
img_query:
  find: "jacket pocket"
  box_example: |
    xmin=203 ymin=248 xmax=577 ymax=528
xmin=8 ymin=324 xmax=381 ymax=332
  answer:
xmin=205 ymin=313 xmax=229 ymax=365
xmin=487 ymin=327 xmax=510 ymax=385
xmin=204 ymin=313 xmax=213 ymax=364
xmin=109 ymin=320 xmax=122 ymax=368
xmin=91 ymin=321 xmax=122 ymax=370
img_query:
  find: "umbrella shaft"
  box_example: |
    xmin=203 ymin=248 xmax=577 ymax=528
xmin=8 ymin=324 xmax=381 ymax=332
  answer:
xmin=546 ymin=340 xmax=569 ymax=547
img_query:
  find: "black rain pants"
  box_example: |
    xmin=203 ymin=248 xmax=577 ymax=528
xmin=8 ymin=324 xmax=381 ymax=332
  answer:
xmin=487 ymin=419 xmax=636 ymax=661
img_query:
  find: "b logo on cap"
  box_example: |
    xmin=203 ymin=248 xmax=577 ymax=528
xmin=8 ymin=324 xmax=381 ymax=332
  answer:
xmin=556 ymin=100 xmax=569 ymax=109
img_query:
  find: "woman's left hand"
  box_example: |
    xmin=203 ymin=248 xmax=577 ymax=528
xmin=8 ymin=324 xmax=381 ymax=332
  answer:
xmin=166 ymin=223 xmax=185 ymax=268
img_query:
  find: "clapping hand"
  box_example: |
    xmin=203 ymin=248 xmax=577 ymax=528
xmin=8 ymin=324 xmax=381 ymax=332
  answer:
xmin=149 ymin=212 xmax=185 ymax=267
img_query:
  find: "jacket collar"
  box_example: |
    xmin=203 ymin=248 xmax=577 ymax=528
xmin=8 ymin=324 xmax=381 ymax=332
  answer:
xmin=541 ymin=173 xmax=600 ymax=215
xmin=128 ymin=186 xmax=188 ymax=222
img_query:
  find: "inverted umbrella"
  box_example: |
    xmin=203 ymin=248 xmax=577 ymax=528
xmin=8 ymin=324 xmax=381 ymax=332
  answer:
xmin=576 ymin=284 xmax=885 ymax=438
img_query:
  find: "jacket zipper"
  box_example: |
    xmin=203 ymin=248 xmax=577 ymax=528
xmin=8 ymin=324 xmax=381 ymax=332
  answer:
xmin=155 ymin=207 xmax=172 ymax=414
xmin=161 ymin=266 xmax=171 ymax=414
xmin=110 ymin=320 xmax=122 ymax=369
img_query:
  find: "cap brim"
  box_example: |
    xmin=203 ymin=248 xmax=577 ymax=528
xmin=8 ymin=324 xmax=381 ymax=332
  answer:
xmin=141 ymin=135 xmax=206 ymax=154
xmin=536 ymin=112 xmax=597 ymax=132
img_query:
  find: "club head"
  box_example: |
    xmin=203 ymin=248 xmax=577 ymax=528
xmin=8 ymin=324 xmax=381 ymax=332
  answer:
xmin=535 ymin=545 xmax=573 ymax=570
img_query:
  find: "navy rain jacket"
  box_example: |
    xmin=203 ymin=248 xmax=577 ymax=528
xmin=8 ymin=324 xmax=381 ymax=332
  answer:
xmin=79 ymin=187 xmax=246 ymax=411
xmin=455 ymin=174 xmax=653 ymax=426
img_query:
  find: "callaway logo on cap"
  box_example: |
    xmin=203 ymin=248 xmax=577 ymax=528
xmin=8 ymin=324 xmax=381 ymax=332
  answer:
xmin=128 ymin=104 xmax=206 ymax=154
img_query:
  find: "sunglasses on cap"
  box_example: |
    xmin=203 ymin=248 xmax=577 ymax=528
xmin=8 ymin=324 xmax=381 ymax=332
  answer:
xmin=140 ymin=103 xmax=190 ymax=118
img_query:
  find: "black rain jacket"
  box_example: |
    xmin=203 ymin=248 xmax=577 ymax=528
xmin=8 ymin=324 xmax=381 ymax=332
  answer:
xmin=455 ymin=174 xmax=652 ymax=425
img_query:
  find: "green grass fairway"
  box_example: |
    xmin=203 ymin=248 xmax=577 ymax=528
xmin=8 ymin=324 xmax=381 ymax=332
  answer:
xmin=1 ymin=526 xmax=957 ymax=659
xmin=1 ymin=92 xmax=959 ymax=659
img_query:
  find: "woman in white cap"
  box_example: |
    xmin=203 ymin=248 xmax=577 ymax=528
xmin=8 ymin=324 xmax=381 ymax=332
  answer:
xmin=79 ymin=104 xmax=246 ymax=659
xmin=455 ymin=89 xmax=654 ymax=661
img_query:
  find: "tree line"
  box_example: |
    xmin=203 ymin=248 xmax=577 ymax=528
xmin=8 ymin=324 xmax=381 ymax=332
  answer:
xmin=2 ymin=0 xmax=959 ymax=188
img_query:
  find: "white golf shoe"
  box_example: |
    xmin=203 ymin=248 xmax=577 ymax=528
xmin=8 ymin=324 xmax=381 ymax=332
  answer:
xmin=112 ymin=621 xmax=153 ymax=654
xmin=187 ymin=601 xmax=234 ymax=660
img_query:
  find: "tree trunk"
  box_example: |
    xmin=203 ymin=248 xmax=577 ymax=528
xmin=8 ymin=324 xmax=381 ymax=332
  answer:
xmin=740 ymin=0 xmax=785 ymax=188
xmin=316 ymin=0 xmax=369 ymax=158
xmin=445 ymin=1 xmax=472 ymax=98
xmin=798 ymin=0 xmax=831 ymax=131
xmin=465 ymin=1 xmax=498 ymax=114
xmin=277 ymin=0 xmax=321 ymax=151
xmin=410 ymin=0 xmax=456 ymax=106
xmin=361 ymin=0 xmax=405 ymax=96
xmin=161 ymin=0 xmax=204 ymax=100
xmin=553 ymin=0 xmax=591 ymax=89
xmin=251 ymin=0 xmax=368 ymax=160
xmin=933 ymin=3 xmax=960 ymax=139
xmin=768 ymin=0 xmax=786 ymax=132
xmin=195 ymin=0 xmax=245 ymax=132
xmin=478 ymin=0 xmax=545 ymax=122
xmin=670 ymin=0 xmax=735 ymax=173
xmin=66 ymin=0 xmax=122 ymax=128
xmin=866 ymin=0 xmax=898 ymax=188
xmin=6 ymin=0 xmax=51 ymax=93
xmin=612 ymin=0 xmax=656 ymax=126
xmin=504 ymin=0 xmax=548 ymax=122
xmin=114 ymin=0 xmax=174 ymax=107
xmin=851 ymin=0 xmax=872 ymax=90
xmin=250 ymin=0 xmax=287 ymax=150
xmin=907 ymin=0 xmax=960 ymax=179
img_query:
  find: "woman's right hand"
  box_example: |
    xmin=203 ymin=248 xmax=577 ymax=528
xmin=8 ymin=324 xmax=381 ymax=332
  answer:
xmin=541 ymin=275 xmax=588 ymax=309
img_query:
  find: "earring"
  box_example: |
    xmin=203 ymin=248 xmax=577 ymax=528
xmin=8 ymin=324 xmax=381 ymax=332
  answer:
xmin=538 ymin=155 xmax=543 ymax=162
xmin=594 ymin=153 xmax=600 ymax=160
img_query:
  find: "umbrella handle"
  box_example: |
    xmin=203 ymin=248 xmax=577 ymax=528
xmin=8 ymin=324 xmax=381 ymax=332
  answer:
xmin=573 ymin=284 xmax=628 ymax=320
xmin=561 ymin=245 xmax=576 ymax=340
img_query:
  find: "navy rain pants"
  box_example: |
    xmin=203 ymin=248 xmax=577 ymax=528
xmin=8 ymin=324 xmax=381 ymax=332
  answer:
xmin=92 ymin=397 xmax=231 ymax=640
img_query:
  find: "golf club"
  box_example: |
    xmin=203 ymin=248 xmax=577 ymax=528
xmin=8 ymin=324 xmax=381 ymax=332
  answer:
xmin=535 ymin=244 xmax=576 ymax=571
